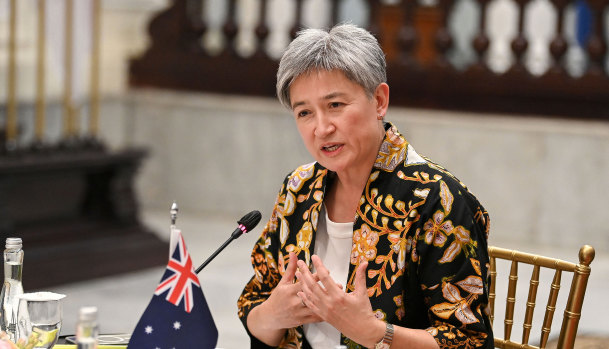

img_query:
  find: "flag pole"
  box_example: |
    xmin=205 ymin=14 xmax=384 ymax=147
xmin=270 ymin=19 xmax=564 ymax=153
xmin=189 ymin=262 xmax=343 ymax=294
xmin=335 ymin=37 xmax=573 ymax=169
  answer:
xmin=170 ymin=201 xmax=178 ymax=227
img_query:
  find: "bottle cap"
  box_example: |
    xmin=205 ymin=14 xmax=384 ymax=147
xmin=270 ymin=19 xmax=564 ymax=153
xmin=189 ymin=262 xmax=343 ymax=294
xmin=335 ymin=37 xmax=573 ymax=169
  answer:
xmin=79 ymin=306 xmax=98 ymax=322
xmin=5 ymin=237 xmax=22 ymax=249
xmin=18 ymin=292 xmax=66 ymax=302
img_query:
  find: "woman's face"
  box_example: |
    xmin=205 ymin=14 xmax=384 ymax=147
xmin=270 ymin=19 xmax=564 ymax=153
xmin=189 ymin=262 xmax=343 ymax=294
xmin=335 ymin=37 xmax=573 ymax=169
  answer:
xmin=289 ymin=69 xmax=388 ymax=177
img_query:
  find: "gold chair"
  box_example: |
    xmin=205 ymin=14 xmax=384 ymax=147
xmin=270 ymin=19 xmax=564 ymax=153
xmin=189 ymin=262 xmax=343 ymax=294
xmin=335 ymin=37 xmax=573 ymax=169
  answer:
xmin=488 ymin=245 xmax=595 ymax=349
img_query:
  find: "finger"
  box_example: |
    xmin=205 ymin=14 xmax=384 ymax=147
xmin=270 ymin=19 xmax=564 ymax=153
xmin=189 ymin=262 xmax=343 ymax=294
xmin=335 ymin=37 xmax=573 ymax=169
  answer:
xmin=311 ymin=255 xmax=339 ymax=295
xmin=295 ymin=267 xmax=325 ymax=310
xmin=354 ymin=261 xmax=369 ymax=297
xmin=295 ymin=269 xmax=319 ymax=280
xmin=296 ymin=291 xmax=306 ymax=307
xmin=297 ymin=291 xmax=320 ymax=313
xmin=295 ymin=270 xmax=316 ymax=296
xmin=279 ymin=252 xmax=298 ymax=284
xmin=295 ymin=270 xmax=319 ymax=284
xmin=300 ymin=271 xmax=326 ymax=306
xmin=296 ymin=260 xmax=317 ymax=286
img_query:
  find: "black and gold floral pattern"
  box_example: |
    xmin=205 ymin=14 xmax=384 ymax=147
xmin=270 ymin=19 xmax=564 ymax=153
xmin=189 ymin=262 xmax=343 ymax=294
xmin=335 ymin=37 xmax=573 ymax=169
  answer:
xmin=238 ymin=123 xmax=493 ymax=349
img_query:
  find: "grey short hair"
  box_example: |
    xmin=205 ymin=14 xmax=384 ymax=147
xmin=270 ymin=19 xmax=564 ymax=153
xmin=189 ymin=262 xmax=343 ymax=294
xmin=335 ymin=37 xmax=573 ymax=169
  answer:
xmin=276 ymin=23 xmax=387 ymax=109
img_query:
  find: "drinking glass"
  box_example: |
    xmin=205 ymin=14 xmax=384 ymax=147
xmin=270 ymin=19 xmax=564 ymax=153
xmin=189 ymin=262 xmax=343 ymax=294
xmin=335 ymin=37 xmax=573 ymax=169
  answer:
xmin=16 ymin=292 xmax=66 ymax=349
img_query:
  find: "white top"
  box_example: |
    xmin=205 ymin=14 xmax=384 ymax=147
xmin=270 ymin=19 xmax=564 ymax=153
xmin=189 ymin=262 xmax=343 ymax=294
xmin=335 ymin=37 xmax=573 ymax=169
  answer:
xmin=303 ymin=206 xmax=353 ymax=349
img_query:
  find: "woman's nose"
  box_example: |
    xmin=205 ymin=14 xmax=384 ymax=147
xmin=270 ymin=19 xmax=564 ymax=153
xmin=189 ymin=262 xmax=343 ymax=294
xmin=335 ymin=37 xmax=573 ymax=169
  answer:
xmin=314 ymin=113 xmax=335 ymax=137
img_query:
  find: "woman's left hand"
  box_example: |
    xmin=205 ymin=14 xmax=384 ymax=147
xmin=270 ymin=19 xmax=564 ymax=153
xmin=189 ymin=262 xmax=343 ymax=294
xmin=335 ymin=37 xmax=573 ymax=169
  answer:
xmin=296 ymin=255 xmax=385 ymax=348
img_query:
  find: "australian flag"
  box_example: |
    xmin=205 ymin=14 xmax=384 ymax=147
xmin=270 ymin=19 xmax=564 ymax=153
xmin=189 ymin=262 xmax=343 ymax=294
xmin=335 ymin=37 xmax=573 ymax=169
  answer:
xmin=128 ymin=228 xmax=218 ymax=348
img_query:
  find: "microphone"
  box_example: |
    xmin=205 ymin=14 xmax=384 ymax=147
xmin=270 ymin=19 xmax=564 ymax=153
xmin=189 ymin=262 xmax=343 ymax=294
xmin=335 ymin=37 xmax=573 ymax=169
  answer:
xmin=195 ymin=210 xmax=262 ymax=274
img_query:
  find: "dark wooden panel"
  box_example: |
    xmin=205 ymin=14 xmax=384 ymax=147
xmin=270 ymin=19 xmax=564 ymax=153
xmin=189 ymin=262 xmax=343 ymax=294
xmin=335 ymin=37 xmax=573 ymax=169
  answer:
xmin=0 ymin=149 xmax=168 ymax=289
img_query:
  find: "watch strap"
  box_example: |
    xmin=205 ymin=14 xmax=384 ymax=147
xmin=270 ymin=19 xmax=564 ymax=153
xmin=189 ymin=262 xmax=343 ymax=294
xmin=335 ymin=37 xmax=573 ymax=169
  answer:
xmin=374 ymin=322 xmax=394 ymax=348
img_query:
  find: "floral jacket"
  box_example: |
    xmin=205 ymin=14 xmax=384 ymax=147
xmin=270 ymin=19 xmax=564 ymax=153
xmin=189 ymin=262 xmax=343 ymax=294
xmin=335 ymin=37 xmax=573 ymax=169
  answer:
xmin=238 ymin=123 xmax=493 ymax=349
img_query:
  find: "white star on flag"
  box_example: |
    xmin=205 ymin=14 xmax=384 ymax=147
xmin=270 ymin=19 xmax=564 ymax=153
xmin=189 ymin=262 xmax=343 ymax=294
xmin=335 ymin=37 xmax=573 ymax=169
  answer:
xmin=173 ymin=321 xmax=181 ymax=330
xmin=145 ymin=326 xmax=153 ymax=334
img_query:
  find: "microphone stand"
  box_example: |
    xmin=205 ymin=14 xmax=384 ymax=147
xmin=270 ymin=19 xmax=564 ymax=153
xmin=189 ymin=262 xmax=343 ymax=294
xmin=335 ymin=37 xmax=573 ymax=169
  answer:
xmin=195 ymin=234 xmax=237 ymax=274
xmin=195 ymin=210 xmax=261 ymax=274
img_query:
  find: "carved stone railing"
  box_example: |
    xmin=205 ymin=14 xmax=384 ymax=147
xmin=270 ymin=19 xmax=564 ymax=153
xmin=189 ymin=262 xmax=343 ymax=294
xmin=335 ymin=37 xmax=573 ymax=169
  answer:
xmin=130 ymin=0 xmax=609 ymax=119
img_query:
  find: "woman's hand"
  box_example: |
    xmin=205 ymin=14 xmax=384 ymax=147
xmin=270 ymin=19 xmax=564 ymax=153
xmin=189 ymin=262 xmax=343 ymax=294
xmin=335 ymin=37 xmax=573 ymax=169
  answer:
xmin=296 ymin=255 xmax=385 ymax=348
xmin=247 ymin=252 xmax=322 ymax=346
xmin=261 ymin=252 xmax=323 ymax=328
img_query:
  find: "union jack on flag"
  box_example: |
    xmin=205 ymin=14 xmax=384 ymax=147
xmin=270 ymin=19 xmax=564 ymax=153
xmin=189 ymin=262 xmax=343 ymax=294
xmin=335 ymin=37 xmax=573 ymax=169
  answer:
xmin=154 ymin=232 xmax=200 ymax=312
xmin=128 ymin=228 xmax=218 ymax=348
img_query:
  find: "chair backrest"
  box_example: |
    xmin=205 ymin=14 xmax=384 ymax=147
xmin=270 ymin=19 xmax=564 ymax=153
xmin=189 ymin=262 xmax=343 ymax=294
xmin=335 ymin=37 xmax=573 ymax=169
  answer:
xmin=488 ymin=245 xmax=595 ymax=349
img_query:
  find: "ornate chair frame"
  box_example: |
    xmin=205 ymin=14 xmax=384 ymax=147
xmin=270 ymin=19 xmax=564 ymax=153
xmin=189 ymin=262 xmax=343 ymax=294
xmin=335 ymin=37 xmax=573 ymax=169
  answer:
xmin=488 ymin=245 xmax=595 ymax=349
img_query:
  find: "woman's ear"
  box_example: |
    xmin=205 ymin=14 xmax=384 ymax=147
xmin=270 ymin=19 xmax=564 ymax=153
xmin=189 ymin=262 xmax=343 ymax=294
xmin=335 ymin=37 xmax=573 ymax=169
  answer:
xmin=374 ymin=83 xmax=390 ymax=118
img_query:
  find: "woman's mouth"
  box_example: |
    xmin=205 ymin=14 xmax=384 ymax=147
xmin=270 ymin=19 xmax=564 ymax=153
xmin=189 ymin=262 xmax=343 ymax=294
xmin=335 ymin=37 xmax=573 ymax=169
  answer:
xmin=322 ymin=144 xmax=342 ymax=152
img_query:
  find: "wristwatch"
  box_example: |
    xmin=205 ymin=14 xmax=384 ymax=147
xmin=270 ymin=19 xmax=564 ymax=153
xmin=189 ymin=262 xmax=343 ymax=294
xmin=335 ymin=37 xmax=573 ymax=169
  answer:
xmin=374 ymin=323 xmax=394 ymax=349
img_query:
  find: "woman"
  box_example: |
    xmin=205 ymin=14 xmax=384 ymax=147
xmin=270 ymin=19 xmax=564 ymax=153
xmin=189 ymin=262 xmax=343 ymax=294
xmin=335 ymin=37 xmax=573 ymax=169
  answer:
xmin=238 ymin=24 xmax=493 ymax=349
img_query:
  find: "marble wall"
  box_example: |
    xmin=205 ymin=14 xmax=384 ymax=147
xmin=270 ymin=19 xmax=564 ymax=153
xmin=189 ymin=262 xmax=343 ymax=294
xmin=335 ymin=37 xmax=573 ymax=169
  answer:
xmin=99 ymin=89 xmax=609 ymax=252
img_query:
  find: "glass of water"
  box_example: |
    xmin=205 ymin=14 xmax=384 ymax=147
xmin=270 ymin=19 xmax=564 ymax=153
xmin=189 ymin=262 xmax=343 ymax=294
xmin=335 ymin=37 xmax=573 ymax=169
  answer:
xmin=16 ymin=292 xmax=66 ymax=348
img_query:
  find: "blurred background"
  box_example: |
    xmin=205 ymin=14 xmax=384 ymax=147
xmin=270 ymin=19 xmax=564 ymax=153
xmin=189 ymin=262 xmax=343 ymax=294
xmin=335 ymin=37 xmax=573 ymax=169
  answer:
xmin=0 ymin=0 xmax=608 ymax=347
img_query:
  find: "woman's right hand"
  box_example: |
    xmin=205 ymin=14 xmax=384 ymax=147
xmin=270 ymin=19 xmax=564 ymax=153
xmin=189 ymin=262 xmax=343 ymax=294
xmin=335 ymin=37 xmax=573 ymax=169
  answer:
xmin=247 ymin=252 xmax=322 ymax=345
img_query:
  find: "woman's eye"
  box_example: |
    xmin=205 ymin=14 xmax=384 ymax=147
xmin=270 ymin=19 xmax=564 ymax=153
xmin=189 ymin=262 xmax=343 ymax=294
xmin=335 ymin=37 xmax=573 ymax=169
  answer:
xmin=329 ymin=102 xmax=342 ymax=108
xmin=297 ymin=110 xmax=310 ymax=118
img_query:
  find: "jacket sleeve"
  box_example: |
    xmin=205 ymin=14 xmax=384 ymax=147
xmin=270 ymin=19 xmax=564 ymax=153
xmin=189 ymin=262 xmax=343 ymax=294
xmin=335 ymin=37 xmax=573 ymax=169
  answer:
xmin=237 ymin=163 xmax=323 ymax=348
xmin=414 ymin=178 xmax=494 ymax=349
xmin=237 ymin=178 xmax=288 ymax=347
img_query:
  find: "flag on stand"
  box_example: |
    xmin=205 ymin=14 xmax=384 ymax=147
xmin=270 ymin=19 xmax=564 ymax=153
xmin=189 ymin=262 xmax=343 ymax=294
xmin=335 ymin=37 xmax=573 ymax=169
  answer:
xmin=128 ymin=228 xmax=218 ymax=348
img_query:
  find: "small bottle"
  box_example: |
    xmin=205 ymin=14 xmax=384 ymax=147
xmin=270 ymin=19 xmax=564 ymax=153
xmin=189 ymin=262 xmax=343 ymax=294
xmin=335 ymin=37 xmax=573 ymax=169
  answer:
xmin=76 ymin=306 xmax=99 ymax=349
xmin=0 ymin=237 xmax=24 ymax=341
